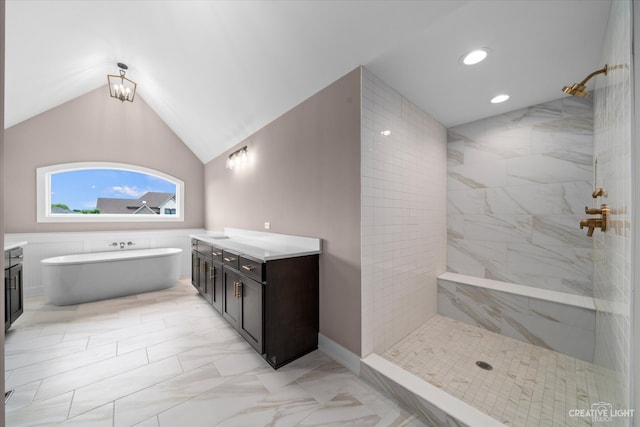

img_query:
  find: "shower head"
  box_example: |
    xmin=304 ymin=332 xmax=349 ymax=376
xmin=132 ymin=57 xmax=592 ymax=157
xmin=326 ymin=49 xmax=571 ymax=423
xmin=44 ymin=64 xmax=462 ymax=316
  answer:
xmin=562 ymin=83 xmax=589 ymax=97
xmin=562 ymin=65 xmax=608 ymax=97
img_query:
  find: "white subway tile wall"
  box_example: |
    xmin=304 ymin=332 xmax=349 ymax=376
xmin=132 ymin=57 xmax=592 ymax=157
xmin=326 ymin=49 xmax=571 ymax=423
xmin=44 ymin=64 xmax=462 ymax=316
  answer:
xmin=360 ymin=68 xmax=447 ymax=356
xmin=592 ymin=0 xmax=633 ymax=410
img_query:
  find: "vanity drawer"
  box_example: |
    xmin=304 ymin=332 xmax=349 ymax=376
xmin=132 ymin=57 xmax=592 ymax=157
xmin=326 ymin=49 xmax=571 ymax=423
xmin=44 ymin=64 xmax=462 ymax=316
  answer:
xmin=239 ymin=256 xmax=265 ymax=282
xmin=197 ymin=242 xmax=212 ymax=256
xmin=8 ymin=247 xmax=23 ymax=268
xmin=222 ymin=250 xmax=239 ymax=269
xmin=211 ymin=246 xmax=224 ymax=262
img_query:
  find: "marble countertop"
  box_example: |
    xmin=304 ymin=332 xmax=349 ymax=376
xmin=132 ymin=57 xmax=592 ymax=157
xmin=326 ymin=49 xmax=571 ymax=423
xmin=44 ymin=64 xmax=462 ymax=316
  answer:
xmin=190 ymin=228 xmax=321 ymax=261
xmin=4 ymin=241 xmax=27 ymax=252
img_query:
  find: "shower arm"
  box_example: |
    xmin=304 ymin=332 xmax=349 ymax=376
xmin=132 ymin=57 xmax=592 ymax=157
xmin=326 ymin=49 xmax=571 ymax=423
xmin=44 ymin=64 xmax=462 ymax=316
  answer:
xmin=577 ymin=65 xmax=608 ymax=86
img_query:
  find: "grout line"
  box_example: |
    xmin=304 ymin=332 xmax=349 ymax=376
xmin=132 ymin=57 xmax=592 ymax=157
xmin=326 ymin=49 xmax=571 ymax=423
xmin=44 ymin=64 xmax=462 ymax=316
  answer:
xmin=66 ymin=389 xmax=76 ymax=421
xmin=32 ymin=379 xmax=45 ymax=404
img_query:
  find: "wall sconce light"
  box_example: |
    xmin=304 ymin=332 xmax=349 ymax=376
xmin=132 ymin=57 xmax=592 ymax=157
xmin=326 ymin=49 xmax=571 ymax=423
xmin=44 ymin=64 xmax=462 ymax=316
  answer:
xmin=226 ymin=146 xmax=248 ymax=169
xmin=107 ymin=62 xmax=137 ymax=103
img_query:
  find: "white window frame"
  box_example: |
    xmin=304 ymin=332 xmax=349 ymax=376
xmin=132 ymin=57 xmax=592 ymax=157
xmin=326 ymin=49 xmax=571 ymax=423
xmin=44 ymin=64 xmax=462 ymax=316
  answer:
xmin=36 ymin=162 xmax=185 ymax=223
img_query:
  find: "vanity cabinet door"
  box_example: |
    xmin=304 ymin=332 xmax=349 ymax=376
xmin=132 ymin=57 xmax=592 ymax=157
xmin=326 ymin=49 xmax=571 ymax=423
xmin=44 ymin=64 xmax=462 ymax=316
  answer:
xmin=191 ymin=251 xmax=200 ymax=289
xmin=222 ymin=268 xmax=263 ymax=353
xmin=210 ymin=261 xmax=223 ymax=313
xmin=8 ymin=264 xmax=23 ymax=325
xmin=4 ymin=268 xmax=10 ymax=331
xmin=238 ymin=275 xmax=263 ymax=354
xmin=199 ymin=256 xmax=213 ymax=304
xmin=5 ymin=248 xmax=25 ymax=331
xmin=222 ymin=269 xmax=240 ymax=329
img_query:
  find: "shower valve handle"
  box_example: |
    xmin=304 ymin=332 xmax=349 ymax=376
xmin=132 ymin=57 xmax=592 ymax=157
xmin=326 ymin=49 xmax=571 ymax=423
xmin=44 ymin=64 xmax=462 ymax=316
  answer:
xmin=585 ymin=206 xmax=604 ymax=215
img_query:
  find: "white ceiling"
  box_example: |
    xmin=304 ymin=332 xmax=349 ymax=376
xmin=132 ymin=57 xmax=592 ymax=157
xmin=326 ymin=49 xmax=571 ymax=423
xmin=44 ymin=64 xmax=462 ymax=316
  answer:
xmin=5 ymin=0 xmax=611 ymax=164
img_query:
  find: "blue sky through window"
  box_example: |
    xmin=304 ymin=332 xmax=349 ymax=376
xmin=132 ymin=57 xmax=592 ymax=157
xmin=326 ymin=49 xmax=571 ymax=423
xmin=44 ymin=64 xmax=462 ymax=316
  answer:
xmin=51 ymin=169 xmax=176 ymax=211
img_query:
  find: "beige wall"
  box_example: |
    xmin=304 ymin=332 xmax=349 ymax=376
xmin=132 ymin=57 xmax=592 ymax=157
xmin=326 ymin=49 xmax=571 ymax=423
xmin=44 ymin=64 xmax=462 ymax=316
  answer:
xmin=1 ymin=0 xmax=6 ymax=423
xmin=4 ymin=86 xmax=204 ymax=233
xmin=204 ymin=68 xmax=362 ymax=355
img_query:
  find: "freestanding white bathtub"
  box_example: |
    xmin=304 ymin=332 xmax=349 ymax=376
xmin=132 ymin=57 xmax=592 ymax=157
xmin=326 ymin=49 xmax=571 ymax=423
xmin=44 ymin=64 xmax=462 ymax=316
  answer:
xmin=41 ymin=248 xmax=182 ymax=305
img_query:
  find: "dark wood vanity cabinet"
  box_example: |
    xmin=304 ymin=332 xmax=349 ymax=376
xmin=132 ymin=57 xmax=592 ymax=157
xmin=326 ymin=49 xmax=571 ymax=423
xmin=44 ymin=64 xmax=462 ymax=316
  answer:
xmin=191 ymin=237 xmax=319 ymax=369
xmin=5 ymin=247 xmax=24 ymax=331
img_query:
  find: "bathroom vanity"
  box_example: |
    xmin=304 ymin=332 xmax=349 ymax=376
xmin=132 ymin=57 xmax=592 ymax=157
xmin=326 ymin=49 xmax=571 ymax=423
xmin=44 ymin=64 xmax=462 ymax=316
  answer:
xmin=191 ymin=229 xmax=321 ymax=369
xmin=4 ymin=242 xmax=26 ymax=331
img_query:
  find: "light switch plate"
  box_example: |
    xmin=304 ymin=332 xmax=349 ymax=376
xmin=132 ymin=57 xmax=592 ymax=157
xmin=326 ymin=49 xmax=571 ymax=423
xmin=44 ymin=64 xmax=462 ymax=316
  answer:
xmin=264 ymin=222 xmax=271 ymax=230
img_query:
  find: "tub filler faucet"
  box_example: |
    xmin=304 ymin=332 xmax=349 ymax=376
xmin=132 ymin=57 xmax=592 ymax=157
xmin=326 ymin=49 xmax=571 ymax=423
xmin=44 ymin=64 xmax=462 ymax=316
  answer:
xmin=109 ymin=242 xmax=132 ymax=249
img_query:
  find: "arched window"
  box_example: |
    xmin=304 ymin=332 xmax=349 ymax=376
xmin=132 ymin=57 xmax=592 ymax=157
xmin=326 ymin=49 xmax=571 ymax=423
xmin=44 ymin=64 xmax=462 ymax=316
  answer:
xmin=37 ymin=162 xmax=184 ymax=223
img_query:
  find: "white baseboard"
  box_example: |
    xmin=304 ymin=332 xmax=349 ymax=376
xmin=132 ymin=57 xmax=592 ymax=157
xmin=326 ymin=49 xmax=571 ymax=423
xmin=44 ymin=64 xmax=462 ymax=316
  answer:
xmin=318 ymin=333 xmax=361 ymax=375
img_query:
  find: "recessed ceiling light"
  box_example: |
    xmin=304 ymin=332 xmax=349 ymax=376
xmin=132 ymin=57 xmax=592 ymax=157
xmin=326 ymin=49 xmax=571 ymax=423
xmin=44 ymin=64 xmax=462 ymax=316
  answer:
xmin=490 ymin=94 xmax=510 ymax=104
xmin=462 ymin=49 xmax=488 ymax=65
xmin=380 ymin=130 xmax=391 ymax=136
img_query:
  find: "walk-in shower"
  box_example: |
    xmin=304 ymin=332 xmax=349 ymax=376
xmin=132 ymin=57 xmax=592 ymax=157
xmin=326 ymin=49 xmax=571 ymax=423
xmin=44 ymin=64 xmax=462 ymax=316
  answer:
xmin=361 ymin=1 xmax=634 ymax=425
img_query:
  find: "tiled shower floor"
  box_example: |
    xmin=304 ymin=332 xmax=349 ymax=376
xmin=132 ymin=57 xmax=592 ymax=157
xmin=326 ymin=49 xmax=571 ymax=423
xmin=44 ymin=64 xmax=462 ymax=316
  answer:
xmin=382 ymin=315 xmax=623 ymax=426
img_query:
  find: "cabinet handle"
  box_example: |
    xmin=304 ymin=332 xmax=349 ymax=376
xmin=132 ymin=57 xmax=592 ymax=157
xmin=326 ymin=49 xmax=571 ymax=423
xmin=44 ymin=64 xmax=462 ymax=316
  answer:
xmin=224 ymin=257 xmax=236 ymax=262
xmin=209 ymin=266 xmax=216 ymax=280
xmin=212 ymin=252 xmax=222 ymax=256
xmin=200 ymin=263 xmax=205 ymax=273
xmin=11 ymin=254 xmax=23 ymax=259
xmin=241 ymin=265 xmax=255 ymax=271
xmin=9 ymin=276 xmax=17 ymax=290
xmin=232 ymin=281 xmax=243 ymax=299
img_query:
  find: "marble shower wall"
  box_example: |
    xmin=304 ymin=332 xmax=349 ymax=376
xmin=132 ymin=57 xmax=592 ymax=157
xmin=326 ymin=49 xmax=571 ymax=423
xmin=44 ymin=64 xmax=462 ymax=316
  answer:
xmin=592 ymin=0 xmax=633 ymax=408
xmin=361 ymin=68 xmax=447 ymax=356
xmin=447 ymin=97 xmax=594 ymax=296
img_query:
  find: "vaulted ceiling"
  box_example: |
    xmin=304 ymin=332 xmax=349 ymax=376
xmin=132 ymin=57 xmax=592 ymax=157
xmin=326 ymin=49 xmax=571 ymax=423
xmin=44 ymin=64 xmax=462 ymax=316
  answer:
xmin=5 ymin=0 xmax=611 ymax=164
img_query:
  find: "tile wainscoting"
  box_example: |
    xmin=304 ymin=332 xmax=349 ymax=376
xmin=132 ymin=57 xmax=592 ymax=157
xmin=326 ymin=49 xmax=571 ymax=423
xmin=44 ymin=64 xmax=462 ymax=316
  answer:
xmin=5 ymin=229 xmax=204 ymax=297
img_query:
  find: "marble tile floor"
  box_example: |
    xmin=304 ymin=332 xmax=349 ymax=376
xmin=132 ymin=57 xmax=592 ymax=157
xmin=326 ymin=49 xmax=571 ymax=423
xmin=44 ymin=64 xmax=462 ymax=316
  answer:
xmin=382 ymin=315 xmax=624 ymax=427
xmin=4 ymin=279 xmax=427 ymax=427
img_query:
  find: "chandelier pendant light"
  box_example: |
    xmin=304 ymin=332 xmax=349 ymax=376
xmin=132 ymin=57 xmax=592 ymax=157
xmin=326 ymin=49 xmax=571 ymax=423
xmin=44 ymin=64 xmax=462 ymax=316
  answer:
xmin=107 ymin=62 xmax=137 ymax=103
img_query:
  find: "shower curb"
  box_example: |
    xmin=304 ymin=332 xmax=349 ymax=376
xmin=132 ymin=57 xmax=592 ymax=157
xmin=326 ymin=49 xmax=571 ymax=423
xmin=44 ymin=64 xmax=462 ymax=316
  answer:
xmin=360 ymin=354 xmax=505 ymax=427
